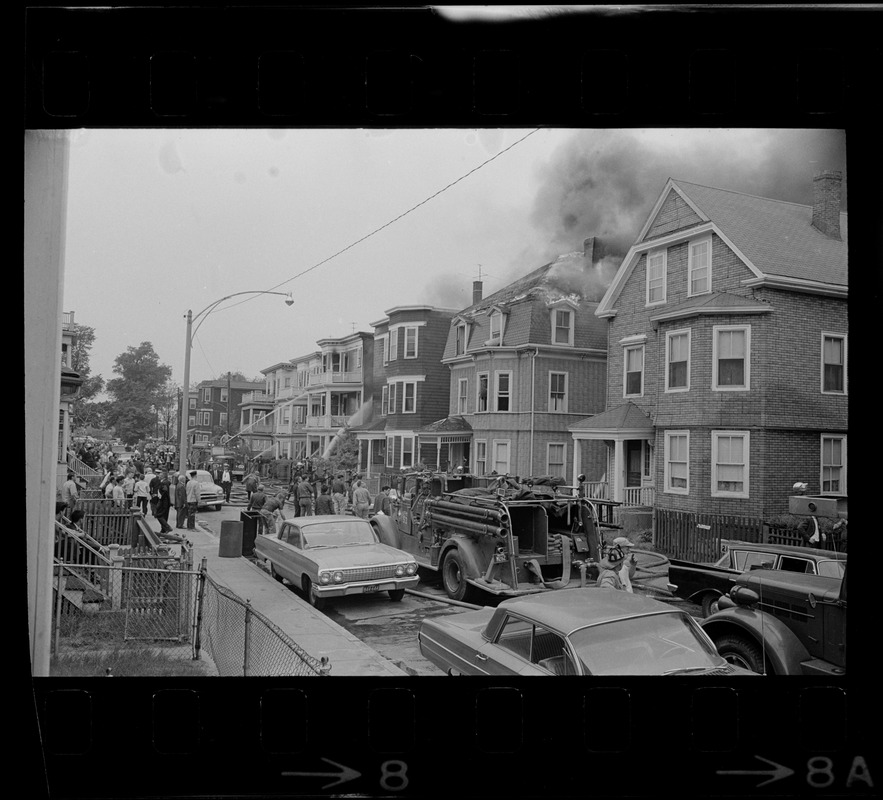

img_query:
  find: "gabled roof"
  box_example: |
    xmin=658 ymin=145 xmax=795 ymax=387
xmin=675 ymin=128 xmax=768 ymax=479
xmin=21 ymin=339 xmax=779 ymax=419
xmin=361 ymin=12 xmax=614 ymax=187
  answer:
xmin=569 ymin=402 xmax=654 ymax=432
xmin=671 ymin=179 xmax=847 ymax=286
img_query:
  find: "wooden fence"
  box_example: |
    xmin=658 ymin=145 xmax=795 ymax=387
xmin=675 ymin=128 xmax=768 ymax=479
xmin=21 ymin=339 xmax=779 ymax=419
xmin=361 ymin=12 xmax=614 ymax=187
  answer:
xmin=654 ymin=508 xmax=764 ymax=562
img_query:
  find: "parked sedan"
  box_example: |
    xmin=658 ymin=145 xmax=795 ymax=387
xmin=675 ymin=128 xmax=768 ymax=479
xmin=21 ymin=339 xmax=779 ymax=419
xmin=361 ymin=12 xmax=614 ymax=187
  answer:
xmin=254 ymin=515 xmax=419 ymax=609
xmin=418 ymin=589 xmax=756 ymax=676
xmin=190 ymin=469 xmax=225 ymax=510
xmin=670 ymin=540 xmax=847 ymax=617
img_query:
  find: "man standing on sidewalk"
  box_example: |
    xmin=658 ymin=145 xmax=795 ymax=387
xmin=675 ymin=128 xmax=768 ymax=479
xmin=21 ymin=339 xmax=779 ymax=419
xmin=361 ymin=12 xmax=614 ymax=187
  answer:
xmin=174 ymin=473 xmax=188 ymax=528
xmin=185 ymin=469 xmax=200 ymax=530
xmin=220 ymin=465 xmax=232 ymax=504
xmin=248 ymin=483 xmax=268 ymax=535
xmin=296 ymin=475 xmax=315 ymax=516
xmin=331 ymin=473 xmax=347 ymax=515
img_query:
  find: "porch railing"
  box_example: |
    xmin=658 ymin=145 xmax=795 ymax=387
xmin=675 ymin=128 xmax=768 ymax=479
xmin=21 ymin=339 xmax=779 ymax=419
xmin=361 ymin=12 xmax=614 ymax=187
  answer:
xmin=623 ymin=486 xmax=656 ymax=507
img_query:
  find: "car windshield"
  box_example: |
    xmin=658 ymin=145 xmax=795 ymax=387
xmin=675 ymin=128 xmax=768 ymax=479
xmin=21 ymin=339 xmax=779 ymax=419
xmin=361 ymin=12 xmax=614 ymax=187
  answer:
xmin=817 ymin=559 xmax=846 ymax=578
xmin=301 ymin=521 xmax=378 ymax=549
xmin=197 ymin=475 xmax=215 ymax=484
xmin=568 ymin=612 xmax=723 ymax=676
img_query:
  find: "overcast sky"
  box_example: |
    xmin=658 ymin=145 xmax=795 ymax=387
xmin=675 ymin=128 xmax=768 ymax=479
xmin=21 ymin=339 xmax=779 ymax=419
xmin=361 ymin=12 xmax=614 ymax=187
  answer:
xmin=60 ymin=127 xmax=846 ymax=392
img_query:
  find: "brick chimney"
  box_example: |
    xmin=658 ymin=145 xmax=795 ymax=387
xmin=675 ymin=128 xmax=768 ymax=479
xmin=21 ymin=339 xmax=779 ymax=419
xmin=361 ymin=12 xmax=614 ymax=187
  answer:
xmin=472 ymin=280 xmax=483 ymax=305
xmin=583 ymin=236 xmax=608 ymax=264
xmin=811 ymin=171 xmax=842 ymax=240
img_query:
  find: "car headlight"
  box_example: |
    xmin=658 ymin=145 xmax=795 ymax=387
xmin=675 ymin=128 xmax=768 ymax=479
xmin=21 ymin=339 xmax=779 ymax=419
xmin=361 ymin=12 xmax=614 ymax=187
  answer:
xmin=405 ymin=562 xmax=417 ymax=575
xmin=319 ymin=572 xmax=331 ymax=584
xmin=395 ymin=564 xmax=406 ymax=577
xmin=333 ymin=571 xmax=344 ymax=583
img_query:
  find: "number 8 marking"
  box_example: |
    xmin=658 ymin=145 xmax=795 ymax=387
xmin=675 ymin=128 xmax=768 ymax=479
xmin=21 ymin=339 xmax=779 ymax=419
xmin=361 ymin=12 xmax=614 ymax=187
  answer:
xmin=807 ymin=756 xmax=835 ymax=788
xmin=380 ymin=760 xmax=408 ymax=791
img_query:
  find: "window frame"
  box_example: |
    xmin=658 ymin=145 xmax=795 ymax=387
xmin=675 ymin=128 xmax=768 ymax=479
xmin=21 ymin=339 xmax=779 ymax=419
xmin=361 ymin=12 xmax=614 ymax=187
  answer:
xmin=475 ymin=440 xmax=487 ymax=475
xmin=820 ymin=434 xmax=847 ymax=495
xmin=404 ymin=326 xmax=418 ymax=359
xmin=388 ymin=328 xmax=398 ymax=361
xmin=387 ymin=382 xmax=397 ymax=415
xmin=455 ymin=322 xmax=469 ymax=356
xmin=547 ymin=442 xmax=566 ymax=478
xmin=623 ymin=344 xmax=645 ymax=398
xmin=549 ymin=371 xmax=568 ymax=413
xmin=476 ymin=371 xmax=489 ymax=413
xmin=203 ymin=388 xmax=212 ymax=403
xmin=711 ymin=430 xmax=750 ymax=499
xmin=492 ymin=439 xmax=511 ymax=475
xmin=712 ymin=325 xmax=751 ymax=391
xmin=551 ymin=307 xmax=574 ymax=346
xmin=820 ymin=332 xmax=847 ymax=395
xmin=457 ymin=377 xmax=468 ymax=415
xmin=381 ymin=385 xmax=389 ymax=417
xmin=665 ymin=328 xmax=691 ymax=393
xmin=401 ymin=436 xmax=414 ymax=468
xmin=645 ymin=249 xmax=667 ymax=306
xmin=487 ymin=309 xmax=506 ymax=345
xmin=494 ymin=370 xmax=512 ymax=412
xmin=687 ymin=235 xmax=712 ymax=297
xmin=664 ymin=430 xmax=690 ymax=495
xmin=386 ymin=436 xmax=395 ymax=468
xmin=402 ymin=381 xmax=417 ymax=413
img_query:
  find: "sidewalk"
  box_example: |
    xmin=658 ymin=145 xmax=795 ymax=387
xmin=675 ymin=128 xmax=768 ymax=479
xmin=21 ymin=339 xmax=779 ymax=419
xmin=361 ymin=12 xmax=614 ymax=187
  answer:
xmin=184 ymin=517 xmax=407 ymax=677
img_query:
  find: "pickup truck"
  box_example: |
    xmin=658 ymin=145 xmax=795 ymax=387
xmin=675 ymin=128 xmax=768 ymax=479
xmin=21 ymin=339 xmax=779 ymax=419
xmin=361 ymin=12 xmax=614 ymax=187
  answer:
xmin=670 ymin=540 xmax=847 ymax=617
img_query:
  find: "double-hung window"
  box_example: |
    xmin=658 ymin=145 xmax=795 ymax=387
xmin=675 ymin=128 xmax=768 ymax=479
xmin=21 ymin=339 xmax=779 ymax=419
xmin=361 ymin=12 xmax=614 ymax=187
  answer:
xmin=688 ymin=237 xmax=711 ymax=296
xmin=821 ymin=333 xmax=846 ymax=393
xmin=387 ymin=383 xmax=398 ymax=415
xmin=403 ymin=382 xmax=416 ymax=413
xmin=495 ymin=371 xmax=512 ymax=412
xmin=404 ymin=326 xmax=418 ymax=358
xmin=646 ymin=250 xmax=666 ymax=305
xmin=203 ymin=388 xmax=212 ymax=403
xmin=402 ymin=436 xmax=414 ymax=468
xmin=388 ymin=329 xmax=398 ymax=361
xmin=549 ymin=372 xmax=568 ymax=412
xmin=821 ymin=435 xmax=846 ymax=494
xmin=457 ymin=378 xmax=468 ymax=414
xmin=386 ymin=436 xmax=395 ymax=468
xmin=455 ymin=323 xmax=468 ymax=356
xmin=665 ymin=329 xmax=691 ymax=392
xmin=714 ymin=326 xmax=750 ymax=390
xmin=493 ymin=441 xmax=511 ymax=474
xmin=547 ymin=443 xmax=566 ymax=478
xmin=552 ymin=308 xmax=574 ymax=345
xmin=381 ymin=385 xmax=389 ymax=417
xmin=488 ymin=310 xmax=505 ymax=345
xmin=711 ymin=431 xmax=749 ymax=498
xmin=477 ymin=372 xmax=489 ymax=412
xmin=624 ymin=345 xmax=644 ymax=397
xmin=475 ymin=441 xmax=487 ymax=475
xmin=664 ymin=431 xmax=689 ymax=494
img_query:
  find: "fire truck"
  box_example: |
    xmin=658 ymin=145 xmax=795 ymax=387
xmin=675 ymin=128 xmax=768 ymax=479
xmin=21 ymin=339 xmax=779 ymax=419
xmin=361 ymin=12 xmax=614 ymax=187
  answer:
xmin=369 ymin=471 xmax=672 ymax=604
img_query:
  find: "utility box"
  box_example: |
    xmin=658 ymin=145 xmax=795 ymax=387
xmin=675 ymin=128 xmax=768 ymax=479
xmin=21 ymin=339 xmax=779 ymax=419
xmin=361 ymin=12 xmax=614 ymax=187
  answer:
xmin=789 ymin=495 xmax=839 ymax=517
xmin=240 ymin=510 xmax=260 ymax=556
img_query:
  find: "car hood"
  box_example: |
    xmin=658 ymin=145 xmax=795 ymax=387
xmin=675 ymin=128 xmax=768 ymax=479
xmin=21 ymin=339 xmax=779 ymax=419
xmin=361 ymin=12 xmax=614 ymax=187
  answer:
xmin=306 ymin=543 xmax=413 ymax=568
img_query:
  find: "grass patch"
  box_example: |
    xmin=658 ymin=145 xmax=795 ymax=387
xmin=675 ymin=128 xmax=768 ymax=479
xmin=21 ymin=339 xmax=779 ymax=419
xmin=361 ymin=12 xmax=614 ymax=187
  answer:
xmin=51 ymin=644 xmax=215 ymax=677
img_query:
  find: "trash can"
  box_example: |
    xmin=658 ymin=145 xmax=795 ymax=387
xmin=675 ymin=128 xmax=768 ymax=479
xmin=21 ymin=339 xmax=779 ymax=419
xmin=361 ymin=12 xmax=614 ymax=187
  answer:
xmin=218 ymin=520 xmax=243 ymax=558
xmin=240 ymin=510 xmax=260 ymax=556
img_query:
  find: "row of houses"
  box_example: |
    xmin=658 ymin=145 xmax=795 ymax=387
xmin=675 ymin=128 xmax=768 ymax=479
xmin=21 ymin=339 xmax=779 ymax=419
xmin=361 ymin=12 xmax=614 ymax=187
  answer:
xmin=188 ymin=172 xmax=848 ymax=520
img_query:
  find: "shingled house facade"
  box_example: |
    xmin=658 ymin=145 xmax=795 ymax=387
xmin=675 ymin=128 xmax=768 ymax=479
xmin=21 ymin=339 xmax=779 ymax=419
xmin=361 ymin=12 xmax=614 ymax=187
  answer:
xmin=439 ymin=240 xmax=610 ymax=483
xmin=579 ymin=172 xmax=848 ymax=519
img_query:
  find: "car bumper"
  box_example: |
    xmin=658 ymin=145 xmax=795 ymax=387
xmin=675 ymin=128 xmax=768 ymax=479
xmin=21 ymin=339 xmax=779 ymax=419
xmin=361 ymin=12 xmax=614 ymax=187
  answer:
xmin=314 ymin=576 xmax=419 ymax=597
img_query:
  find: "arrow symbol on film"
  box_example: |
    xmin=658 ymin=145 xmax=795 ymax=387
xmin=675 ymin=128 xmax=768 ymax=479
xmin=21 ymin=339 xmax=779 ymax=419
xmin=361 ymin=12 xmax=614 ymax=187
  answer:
xmin=717 ymin=754 xmax=794 ymax=787
xmin=282 ymin=757 xmax=361 ymax=789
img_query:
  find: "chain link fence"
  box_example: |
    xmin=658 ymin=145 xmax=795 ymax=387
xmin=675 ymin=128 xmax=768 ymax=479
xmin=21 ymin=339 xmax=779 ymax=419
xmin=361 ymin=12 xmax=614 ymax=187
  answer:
xmin=196 ymin=573 xmax=329 ymax=676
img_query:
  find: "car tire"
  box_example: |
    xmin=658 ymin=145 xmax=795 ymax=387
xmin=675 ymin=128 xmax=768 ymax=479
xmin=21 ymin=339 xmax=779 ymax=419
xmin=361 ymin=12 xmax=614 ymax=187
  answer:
xmin=700 ymin=593 xmax=720 ymax=618
xmin=713 ymin=633 xmax=769 ymax=674
xmin=441 ymin=550 xmax=477 ymax=603
xmin=388 ymin=588 xmax=405 ymax=602
xmin=214 ymin=504 xmax=223 ymax=511
xmin=301 ymin=576 xmax=326 ymax=610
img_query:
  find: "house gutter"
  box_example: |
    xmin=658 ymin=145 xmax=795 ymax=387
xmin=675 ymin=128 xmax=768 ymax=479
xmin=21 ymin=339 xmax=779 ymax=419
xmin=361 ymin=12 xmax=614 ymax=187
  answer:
xmin=529 ymin=348 xmax=539 ymax=473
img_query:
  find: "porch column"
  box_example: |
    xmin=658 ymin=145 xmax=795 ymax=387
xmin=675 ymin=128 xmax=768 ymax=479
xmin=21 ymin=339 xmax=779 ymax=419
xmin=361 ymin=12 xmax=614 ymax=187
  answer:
xmin=613 ymin=438 xmax=625 ymax=503
xmin=571 ymin=436 xmax=581 ymax=482
xmin=436 ymin=438 xmax=442 ymax=471
xmin=367 ymin=439 xmax=373 ymax=476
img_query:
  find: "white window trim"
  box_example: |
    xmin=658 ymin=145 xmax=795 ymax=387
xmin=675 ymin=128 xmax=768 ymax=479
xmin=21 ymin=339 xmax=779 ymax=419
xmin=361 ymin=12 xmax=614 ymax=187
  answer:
xmin=687 ymin=235 xmax=713 ymax=297
xmin=711 ymin=430 xmax=750 ymax=499
xmin=492 ymin=439 xmax=511 ymax=475
xmin=623 ymin=344 xmax=645 ymax=398
xmin=476 ymin=371 xmax=489 ymax=413
xmin=380 ymin=333 xmax=389 ymax=364
xmin=550 ymin=306 xmax=575 ymax=346
xmin=645 ymin=249 xmax=667 ymax=306
xmin=401 ymin=435 xmax=415 ymax=468
xmin=457 ymin=378 xmax=468 ymax=414
xmin=820 ymin=433 xmax=847 ymax=496
xmin=381 ymin=385 xmax=389 ymax=417
xmin=388 ymin=329 xmax=398 ymax=361
xmin=386 ymin=436 xmax=395 ymax=468
xmin=546 ymin=442 xmax=567 ymax=478
xmin=485 ymin=308 xmax=507 ymax=346
xmin=387 ymin=382 xmax=397 ymax=415
xmin=494 ymin=370 xmax=513 ymax=412
xmin=402 ymin=381 xmax=417 ymax=413
xmin=712 ymin=324 xmax=751 ymax=391
xmin=455 ymin=321 xmax=471 ymax=356
xmin=664 ymin=328 xmax=692 ymax=393
xmin=820 ymin=331 xmax=848 ymax=395
xmin=404 ymin=326 xmax=419 ymax=359
xmin=475 ymin=439 xmax=487 ymax=475
xmin=203 ymin=388 xmax=212 ymax=403
xmin=549 ymin=371 xmax=569 ymax=413
xmin=664 ymin=430 xmax=690 ymax=495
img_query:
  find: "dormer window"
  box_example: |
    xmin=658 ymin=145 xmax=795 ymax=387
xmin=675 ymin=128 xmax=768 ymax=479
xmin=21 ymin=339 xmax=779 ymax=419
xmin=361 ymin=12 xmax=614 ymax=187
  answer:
xmin=454 ymin=320 xmax=470 ymax=356
xmin=485 ymin=306 xmax=507 ymax=346
xmin=548 ymin=300 xmax=577 ymax=346
xmin=688 ymin=236 xmax=712 ymax=296
xmin=646 ymin=250 xmax=667 ymax=305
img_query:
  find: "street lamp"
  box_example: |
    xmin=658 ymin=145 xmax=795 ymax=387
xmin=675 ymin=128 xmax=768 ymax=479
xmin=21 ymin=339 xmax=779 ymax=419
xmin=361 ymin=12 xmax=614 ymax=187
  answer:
xmin=178 ymin=290 xmax=294 ymax=476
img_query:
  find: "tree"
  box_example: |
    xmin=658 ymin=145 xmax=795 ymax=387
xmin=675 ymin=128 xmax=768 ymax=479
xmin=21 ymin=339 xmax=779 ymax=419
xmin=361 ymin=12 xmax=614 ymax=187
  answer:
xmin=69 ymin=323 xmax=106 ymax=432
xmin=312 ymin=429 xmax=360 ymax=478
xmin=105 ymin=342 xmax=172 ymax=444
xmin=156 ymin=380 xmax=180 ymax=442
